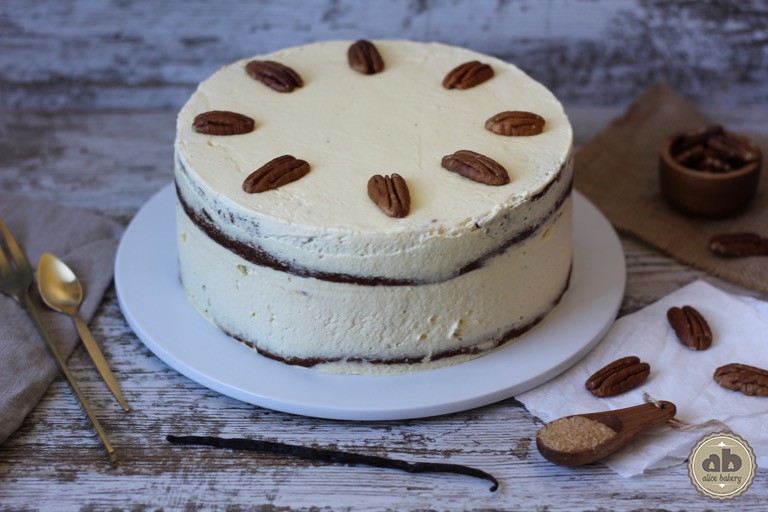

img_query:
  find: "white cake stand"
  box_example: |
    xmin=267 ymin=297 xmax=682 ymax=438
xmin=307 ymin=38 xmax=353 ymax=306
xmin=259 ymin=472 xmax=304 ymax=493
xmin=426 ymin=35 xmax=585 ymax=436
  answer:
xmin=115 ymin=184 xmax=625 ymax=421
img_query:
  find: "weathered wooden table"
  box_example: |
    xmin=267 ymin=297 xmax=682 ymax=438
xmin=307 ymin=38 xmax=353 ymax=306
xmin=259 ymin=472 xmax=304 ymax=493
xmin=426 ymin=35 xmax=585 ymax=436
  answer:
xmin=0 ymin=107 xmax=765 ymax=511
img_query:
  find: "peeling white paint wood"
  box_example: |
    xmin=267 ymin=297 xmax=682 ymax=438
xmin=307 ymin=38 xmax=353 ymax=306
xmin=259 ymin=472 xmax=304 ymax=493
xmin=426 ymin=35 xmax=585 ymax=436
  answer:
xmin=2 ymin=0 xmax=767 ymax=110
xmin=0 ymin=107 xmax=766 ymax=511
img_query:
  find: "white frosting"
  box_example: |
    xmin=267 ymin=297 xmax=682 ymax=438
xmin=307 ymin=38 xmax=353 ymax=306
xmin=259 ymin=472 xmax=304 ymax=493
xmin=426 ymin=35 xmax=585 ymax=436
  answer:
xmin=175 ymin=40 xmax=574 ymax=374
xmin=175 ymin=40 xmax=572 ymax=282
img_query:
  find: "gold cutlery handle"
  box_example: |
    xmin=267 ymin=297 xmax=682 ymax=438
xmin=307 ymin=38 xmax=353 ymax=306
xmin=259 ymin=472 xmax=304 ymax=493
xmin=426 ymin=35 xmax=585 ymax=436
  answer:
xmin=22 ymin=291 xmax=117 ymax=466
xmin=73 ymin=314 xmax=130 ymax=412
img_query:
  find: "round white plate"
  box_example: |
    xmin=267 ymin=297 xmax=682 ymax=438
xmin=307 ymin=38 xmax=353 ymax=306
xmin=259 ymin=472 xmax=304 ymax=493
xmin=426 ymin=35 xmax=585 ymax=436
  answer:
xmin=115 ymin=184 xmax=625 ymax=421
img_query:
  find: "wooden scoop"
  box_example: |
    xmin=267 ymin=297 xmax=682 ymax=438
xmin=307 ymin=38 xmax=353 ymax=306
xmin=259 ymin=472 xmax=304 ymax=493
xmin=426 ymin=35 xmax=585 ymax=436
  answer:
xmin=536 ymin=400 xmax=676 ymax=466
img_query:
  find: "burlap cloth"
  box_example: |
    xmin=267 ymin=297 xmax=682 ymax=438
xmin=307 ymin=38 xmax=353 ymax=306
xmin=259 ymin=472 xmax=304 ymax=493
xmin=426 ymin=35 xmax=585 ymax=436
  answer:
xmin=575 ymin=83 xmax=768 ymax=293
xmin=0 ymin=196 xmax=123 ymax=444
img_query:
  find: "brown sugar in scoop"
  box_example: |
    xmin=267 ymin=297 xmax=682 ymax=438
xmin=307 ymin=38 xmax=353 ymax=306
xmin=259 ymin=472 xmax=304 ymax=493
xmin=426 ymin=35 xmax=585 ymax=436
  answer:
xmin=536 ymin=400 xmax=676 ymax=466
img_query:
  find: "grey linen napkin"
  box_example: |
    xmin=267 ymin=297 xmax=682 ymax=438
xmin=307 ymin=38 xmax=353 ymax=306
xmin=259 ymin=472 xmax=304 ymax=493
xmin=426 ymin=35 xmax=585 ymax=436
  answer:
xmin=0 ymin=195 xmax=123 ymax=444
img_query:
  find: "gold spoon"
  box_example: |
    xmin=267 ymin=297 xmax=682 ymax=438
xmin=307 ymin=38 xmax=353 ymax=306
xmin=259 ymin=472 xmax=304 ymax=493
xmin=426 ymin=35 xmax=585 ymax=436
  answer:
xmin=536 ymin=400 xmax=676 ymax=466
xmin=37 ymin=253 xmax=130 ymax=412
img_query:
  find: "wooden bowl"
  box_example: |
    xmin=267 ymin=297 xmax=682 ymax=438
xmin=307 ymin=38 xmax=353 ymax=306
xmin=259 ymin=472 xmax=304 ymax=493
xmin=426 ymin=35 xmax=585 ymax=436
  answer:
xmin=659 ymin=130 xmax=762 ymax=218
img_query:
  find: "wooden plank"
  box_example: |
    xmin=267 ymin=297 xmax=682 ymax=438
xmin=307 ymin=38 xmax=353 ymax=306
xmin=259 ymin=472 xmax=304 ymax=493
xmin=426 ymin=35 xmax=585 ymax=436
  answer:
xmin=2 ymin=0 xmax=767 ymax=109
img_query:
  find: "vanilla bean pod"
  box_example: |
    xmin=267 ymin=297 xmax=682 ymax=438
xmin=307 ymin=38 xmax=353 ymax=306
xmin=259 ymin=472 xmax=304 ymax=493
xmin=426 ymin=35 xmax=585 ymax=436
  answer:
xmin=167 ymin=435 xmax=498 ymax=491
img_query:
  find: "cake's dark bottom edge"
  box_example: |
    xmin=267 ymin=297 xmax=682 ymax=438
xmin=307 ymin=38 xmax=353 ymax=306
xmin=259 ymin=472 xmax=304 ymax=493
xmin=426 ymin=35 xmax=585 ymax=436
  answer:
xmin=224 ymin=265 xmax=572 ymax=370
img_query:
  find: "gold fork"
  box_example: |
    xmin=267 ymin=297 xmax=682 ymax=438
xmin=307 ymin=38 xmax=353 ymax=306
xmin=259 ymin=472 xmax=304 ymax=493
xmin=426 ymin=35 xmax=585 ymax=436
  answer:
xmin=0 ymin=218 xmax=117 ymax=466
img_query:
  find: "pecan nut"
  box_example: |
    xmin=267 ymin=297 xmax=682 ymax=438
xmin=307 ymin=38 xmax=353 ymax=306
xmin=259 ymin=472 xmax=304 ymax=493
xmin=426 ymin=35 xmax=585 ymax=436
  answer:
xmin=441 ymin=150 xmax=509 ymax=186
xmin=672 ymin=124 xmax=759 ymax=172
xmin=368 ymin=174 xmax=410 ymax=218
xmin=677 ymin=124 xmax=724 ymax=152
xmin=708 ymin=232 xmax=768 ymax=257
xmin=708 ymin=133 xmax=759 ymax=163
xmin=242 ymin=155 xmax=310 ymax=193
xmin=714 ymin=363 xmax=768 ymax=397
xmin=348 ymin=40 xmax=384 ymax=75
xmin=666 ymin=305 xmax=712 ymax=351
xmin=485 ymin=111 xmax=545 ymax=136
xmin=700 ymin=154 xmax=732 ymax=173
xmin=245 ymin=60 xmax=303 ymax=92
xmin=192 ymin=111 xmax=255 ymax=136
xmin=675 ymin=145 xmax=706 ymax=167
xmin=442 ymin=61 xmax=494 ymax=90
xmin=585 ymin=356 xmax=651 ymax=397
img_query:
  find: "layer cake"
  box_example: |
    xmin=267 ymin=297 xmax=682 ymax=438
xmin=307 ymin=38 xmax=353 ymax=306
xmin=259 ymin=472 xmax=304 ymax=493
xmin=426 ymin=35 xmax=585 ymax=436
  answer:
xmin=174 ymin=40 xmax=574 ymax=374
